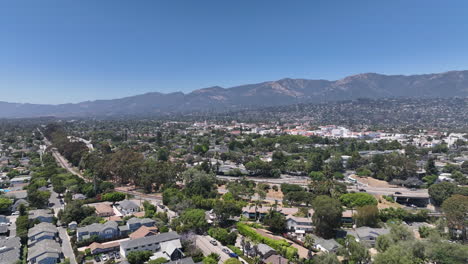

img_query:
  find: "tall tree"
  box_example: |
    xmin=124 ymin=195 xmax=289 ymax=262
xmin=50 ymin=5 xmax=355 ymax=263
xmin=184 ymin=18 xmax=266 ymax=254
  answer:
xmin=442 ymin=194 xmax=468 ymax=240
xmin=312 ymin=195 xmax=343 ymax=238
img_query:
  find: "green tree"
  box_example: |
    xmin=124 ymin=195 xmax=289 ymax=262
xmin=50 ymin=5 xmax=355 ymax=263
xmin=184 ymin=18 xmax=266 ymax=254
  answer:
xmin=312 ymin=196 xmax=343 ymax=238
xmin=263 ymin=210 xmax=287 ymax=234
xmin=303 ymin=234 xmax=315 ymax=258
xmin=374 ymin=245 xmax=415 ymax=264
xmin=102 ymin=191 xmax=126 ymax=205
xmin=178 ymin=209 xmax=208 ymax=234
xmin=339 ymin=236 xmax=370 ymax=264
xmin=389 ymin=224 xmax=414 ymax=242
xmin=426 ymin=158 xmax=438 ymax=175
xmin=441 ymin=194 xmax=468 ymax=240
xmin=59 ymin=201 xmax=96 ymax=224
xmin=312 ymin=253 xmax=340 ymax=264
xmin=0 ymin=197 xmax=13 ymax=213
xmin=213 ymin=199 xmax=242 ymax=226
xmin=208 ymin=228 xmax=237 ymax=245
xmin=148 ymin=258 xmax=169 ymax=264
xmin=354 ymin=205 xmax=379 ymax=227
xmin=224 ymin=258 xmax=242 ymax=264
xmin=127 ymin=251 xmax=153 ymax=264
xmin=376 ymin=234 xmax=393 ymax=252
xmin=339 ymin=193 xmax=377 ymax=208
xmin=429 ymin=182 xmax=456 ymax=206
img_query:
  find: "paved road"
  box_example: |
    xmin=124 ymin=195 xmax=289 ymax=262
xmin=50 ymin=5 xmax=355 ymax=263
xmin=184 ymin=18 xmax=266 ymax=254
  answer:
xmin=196 ymin=235 xmax=232 ymax=263
xmin=41 ymin=132 xmax=88 ymax=182
xmin=347 ymin=185 xmax=429 ymax=198
xmin=7 ymin=215 xmax=18 ymax=237
xmin=49 ymin=187 xmax=64 ymax=217
xmin=59 ymin=226 xmax=77 ymax=264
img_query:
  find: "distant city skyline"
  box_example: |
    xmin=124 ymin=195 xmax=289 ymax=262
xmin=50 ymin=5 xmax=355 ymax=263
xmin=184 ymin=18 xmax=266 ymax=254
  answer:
xmin=1 ymin=0 xmax=468 ymax=104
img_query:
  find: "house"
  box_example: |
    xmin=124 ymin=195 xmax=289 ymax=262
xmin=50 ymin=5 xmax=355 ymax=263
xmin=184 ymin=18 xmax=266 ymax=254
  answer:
xmin=29 ymin=209 xmax=54 ymax=223
xmin=68 ymin=221 xmax=78 ymax=230
xmin=0 ymin=225 xmax=9 ymax=236
xmin=165 ymin=257 xmax=195 ymax=264
xmin=119 ymin=225 xmax=130 ymax=237
xmin=347 ymin=227 xmax=390 ymax=247
xmin=129 ymin=226 xmax=159 ymax=239
xmin=241 ymin=206 xmax=304 ymax=220
xmin=286 ymin=216 xmax=313 ymax=233
xmin=117 ymin=200 xmax=140 ymax=215
xmin=72 ymin=193 xmax=87 ymax=200
xmin=27 ymin=240 xmax=63 ymax=264
xmin=76 ymin=221 xmax=119 ymax=242
xmin=91 ymin=203 xmax=115 ymax=217
xmin=341 ymin=210 xmax=354 ymax=225
xmin=0 ymin=215 xmax=10 ymax=225
xmin=11 ymin=198 xmax=29 ymax=212
xmin=28 ymin=222 xmax=59 ymax=246
xmin=310 ymin=234 xmax=341 ymax=253
xmin=0 ymin=237 xmax=21 ymax=264
xmin=9 ymin=176 xmax=31 ymax=185
xmin=5 ymin=190 xmax=28 ymax=200
xmin=120 ymin=231 xmax=182 ymax=260
xmin=126 ymin=217 xmax=156 ymax=232
xmin=253 ymin=244 xmax=276 ymax=260
xmin=87 ymin=241 xmax=120 ymax=255
xmin=263 ymin=254 xmax=288 ymax=264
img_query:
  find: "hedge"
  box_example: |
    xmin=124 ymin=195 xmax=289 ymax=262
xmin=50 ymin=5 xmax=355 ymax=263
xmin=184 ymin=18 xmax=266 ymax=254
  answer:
xmin=236 ymin=222 xmax=297 ymax=260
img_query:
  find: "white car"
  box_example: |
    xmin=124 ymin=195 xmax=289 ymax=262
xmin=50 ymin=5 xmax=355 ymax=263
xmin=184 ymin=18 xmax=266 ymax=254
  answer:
xmin=101 ymin=255 xmax=108 ymax=261
xmin=12 ymin=211 xmax=19 ymax=216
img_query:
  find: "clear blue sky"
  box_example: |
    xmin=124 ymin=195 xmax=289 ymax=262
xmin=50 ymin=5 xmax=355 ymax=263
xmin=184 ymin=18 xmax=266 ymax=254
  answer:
xmin=1 ymin=0 xmax=468 ymax=104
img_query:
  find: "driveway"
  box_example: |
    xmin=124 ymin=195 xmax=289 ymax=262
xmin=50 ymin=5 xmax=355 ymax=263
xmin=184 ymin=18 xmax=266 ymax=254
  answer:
xmin=7 ymin=215 xmax=18 ymax=237
xmin=58 ymin=226 xmax=77 ymax=264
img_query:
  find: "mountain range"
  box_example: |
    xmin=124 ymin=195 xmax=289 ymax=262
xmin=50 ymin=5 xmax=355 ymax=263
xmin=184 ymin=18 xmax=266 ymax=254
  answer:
xmin=1 ymin=70 xmax=468 ymax=118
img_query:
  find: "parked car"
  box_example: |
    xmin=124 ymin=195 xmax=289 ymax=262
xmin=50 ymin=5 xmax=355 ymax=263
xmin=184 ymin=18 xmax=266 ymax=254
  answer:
xmin=94 ymin=255 xmax=101 ymax=262
xmin=228 ymin=253 xmax=239 ymax=258
xmin=395 ymin=191 xmax=402 ymax=195
xmin=115 ymin=252 xmax=120 ymax=259
xmin=359 ymin=189 xmax=366 ymax=192
xmin=102 ymin=254 xmax=108 ymax=261
xmin=12 ymin=211 xmax=19 ymax=216
xmin=222 ymin=248 xmax=230 ymax=254
xmin=210 ymin=240 xmax=218 ymax=246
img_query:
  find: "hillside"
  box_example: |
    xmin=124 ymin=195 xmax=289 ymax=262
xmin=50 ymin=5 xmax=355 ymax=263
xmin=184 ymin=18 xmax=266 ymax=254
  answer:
xmin=1 ymin=70 xmax=468 ymax=118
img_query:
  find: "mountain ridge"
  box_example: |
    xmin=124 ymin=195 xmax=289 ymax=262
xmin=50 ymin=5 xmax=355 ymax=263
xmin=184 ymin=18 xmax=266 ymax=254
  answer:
xmin=1 ymin=70 xmax=468 ymax=118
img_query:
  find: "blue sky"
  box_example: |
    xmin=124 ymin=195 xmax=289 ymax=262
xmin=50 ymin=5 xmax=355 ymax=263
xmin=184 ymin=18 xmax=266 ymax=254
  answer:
xmin=1 ymin=0 xmax=468 ymax=104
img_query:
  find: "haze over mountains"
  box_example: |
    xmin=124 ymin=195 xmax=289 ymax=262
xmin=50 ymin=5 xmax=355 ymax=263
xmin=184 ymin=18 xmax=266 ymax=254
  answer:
xmin=1 ymin=70 xmax=468 ymax=118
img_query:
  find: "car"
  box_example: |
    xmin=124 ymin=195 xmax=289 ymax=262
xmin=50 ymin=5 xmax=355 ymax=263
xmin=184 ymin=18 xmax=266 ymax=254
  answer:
xmin=358 ymin=189 xmax=366 ymax=192
xmin=395 ymin=191 xmax=402 ymax=195
xmin=108 ymin=252 xmax=115 ymax=259
xmin=228 ymin=253 xmax=239 ymax=258
xmin=222 ymin=248 xmax=230 ymax=254
xmin=101 ymin=254 xmax=108 ymax=261
xmin=115 ymin=252 xmax=120 ymax=259
xmin=210 ymin=240 xmax=218 ymax=246
xmin=410 ymin=188 xmax=416 ymax=191
xmin=12 ymin=211 xmax=19 ymax=216
xmin=94 ymin=255 xmax=101 ymax=262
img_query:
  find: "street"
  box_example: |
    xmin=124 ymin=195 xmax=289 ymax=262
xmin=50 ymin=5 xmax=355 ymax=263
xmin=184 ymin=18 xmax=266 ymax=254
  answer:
xmin=196 ymin=235 xmax=231 ymax=264
xmin=59 ymin=226 xmax=77 ymax=264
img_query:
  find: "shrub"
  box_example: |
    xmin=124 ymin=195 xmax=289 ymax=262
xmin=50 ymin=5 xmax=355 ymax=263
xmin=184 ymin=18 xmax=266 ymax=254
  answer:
xmin=236 ymin=222 xmax=297 ymax=259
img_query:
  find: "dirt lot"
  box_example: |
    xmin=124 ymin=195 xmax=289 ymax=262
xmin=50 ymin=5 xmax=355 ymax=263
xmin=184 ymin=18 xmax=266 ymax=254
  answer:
xmin=350 ymin=175 xmax=397 ymax=188
xmin=376 ymin=195 xmax=403 ymax=209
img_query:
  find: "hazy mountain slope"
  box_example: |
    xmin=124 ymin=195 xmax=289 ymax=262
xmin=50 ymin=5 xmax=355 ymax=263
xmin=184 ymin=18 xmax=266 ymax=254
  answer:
xmin=1 ymin=70 xmax=467 ymax=118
